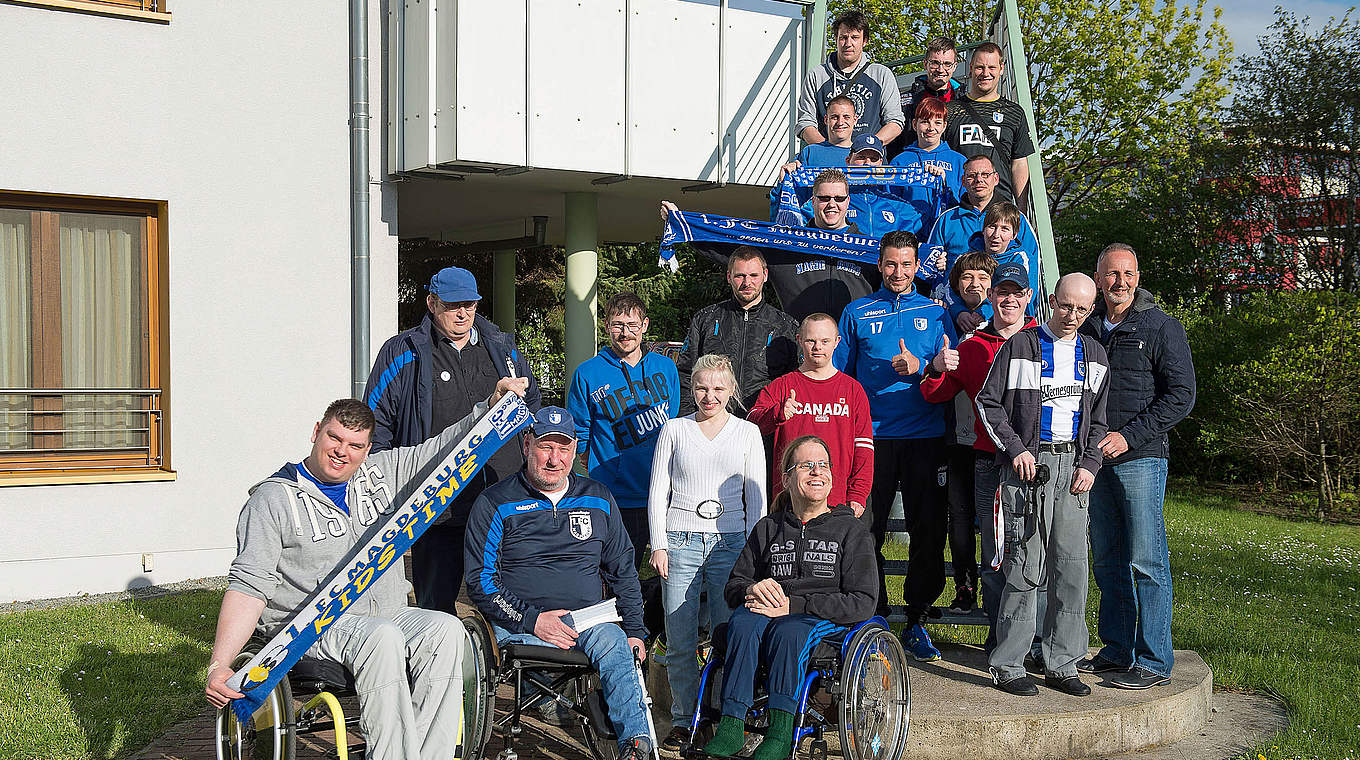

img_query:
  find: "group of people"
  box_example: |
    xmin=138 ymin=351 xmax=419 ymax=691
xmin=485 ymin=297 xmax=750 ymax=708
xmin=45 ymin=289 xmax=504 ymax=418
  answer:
xmin=203 ymin=10 xmax=1198 ymax=760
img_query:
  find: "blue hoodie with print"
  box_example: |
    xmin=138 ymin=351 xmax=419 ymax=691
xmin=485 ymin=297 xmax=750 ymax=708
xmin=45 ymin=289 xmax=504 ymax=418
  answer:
xmin=566 ymin=346 xmax=680 ymax=510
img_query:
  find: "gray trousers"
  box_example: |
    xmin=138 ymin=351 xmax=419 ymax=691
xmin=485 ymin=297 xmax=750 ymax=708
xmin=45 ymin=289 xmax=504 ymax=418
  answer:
xmin=987 ymin=449 xmax=1090 ymax=680
xmin=975 ymin=455 xmax=1046 ymax=658
xmin=312 ymin=607 xmax=466 ymax=760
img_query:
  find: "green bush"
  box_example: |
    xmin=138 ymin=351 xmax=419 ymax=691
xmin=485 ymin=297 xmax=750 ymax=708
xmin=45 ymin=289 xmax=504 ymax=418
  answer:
xmin=1172 ymin=291 xmax=1360 ymax=518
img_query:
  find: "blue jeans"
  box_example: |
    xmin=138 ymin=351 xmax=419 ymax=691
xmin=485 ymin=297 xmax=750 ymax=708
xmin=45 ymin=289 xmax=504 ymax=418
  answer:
xmin=493 ymin=622 xmax=650 ymax=749
xmin=720 ymin=607 xmax=844 ymax=717
xmin=661 ymin=530 xmax=744 ymax=724
xmin=1089 ymin=456 xmax=1174 ymax=676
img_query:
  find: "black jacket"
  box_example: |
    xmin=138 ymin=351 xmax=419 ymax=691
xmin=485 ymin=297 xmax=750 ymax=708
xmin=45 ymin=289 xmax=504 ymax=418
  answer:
xmin=724 ymin=504 xmax=878 ymax=625
xmin=889 ymin=74 xmax=962 ymax=160
xmin=363 ymin=313 xmax=541 ymax=524
xmin=1079 ymin=288 xmax=1196 ymax=464
xmin=677 ymin=298 xmax=799 ymax=414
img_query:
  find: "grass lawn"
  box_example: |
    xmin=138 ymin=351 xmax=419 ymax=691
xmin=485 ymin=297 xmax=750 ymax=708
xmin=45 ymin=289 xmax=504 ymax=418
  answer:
xmin=1 ymin=483 xmax=1357 ymax=759
xmin=0 ymin=589 xmax=220 ymax=760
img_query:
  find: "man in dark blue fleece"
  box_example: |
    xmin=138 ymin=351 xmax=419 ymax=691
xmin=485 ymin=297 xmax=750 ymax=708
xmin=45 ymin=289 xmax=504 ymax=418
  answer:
xmin=464 ymin=406 xmax=652 ymax=760
xmin=566 ymin=292 xmax=680 ymax=567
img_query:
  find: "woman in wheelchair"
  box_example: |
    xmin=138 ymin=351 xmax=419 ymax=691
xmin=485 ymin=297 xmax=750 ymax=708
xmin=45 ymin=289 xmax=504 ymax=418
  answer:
xmin=702 ymin=435 xmax=878 ymax=760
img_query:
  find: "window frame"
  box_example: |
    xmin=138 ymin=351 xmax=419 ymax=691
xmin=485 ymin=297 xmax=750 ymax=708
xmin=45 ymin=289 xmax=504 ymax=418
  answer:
xmin=1 ymin=0 xmax=171 ymax=24
xmin=0 ymin=189 xmax=172 ymax=486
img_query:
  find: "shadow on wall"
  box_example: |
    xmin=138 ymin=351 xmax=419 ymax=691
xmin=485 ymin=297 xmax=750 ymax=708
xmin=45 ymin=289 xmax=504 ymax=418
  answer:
xmin=56 ymin=577 xmax=220 ymax=757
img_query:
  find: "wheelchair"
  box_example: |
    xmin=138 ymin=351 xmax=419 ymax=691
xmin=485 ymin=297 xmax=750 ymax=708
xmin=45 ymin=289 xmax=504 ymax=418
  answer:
xmin=216 ymin=623 xmax=487 ymax=760
xmin=461 ymin=611 xmax=660 ymax=760
xmin=681 ymin=616 xmax=910 ymax=760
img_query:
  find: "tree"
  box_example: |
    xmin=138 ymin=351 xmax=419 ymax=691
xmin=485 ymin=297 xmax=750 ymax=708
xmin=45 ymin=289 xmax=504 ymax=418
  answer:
xmin=831 ymin=0 xmax=1233 ymax=217
xmin=1235 ymin=7 xmax=1360 ymax=293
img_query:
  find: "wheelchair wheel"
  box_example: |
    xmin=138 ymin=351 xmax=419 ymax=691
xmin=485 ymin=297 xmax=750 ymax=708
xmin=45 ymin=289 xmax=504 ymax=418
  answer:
xmin=836 ymin=625 xmax=910 ymax=760
xmin=215 ymin=652 xmax=296 ymax=760
xmin=578 ymin=672 xmax=621 ymax=760
xmin=461 ymin=615 xmax=500 ymax=760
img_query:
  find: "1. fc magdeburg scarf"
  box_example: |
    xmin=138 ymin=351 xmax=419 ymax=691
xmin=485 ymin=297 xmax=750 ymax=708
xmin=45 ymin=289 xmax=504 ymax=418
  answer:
xmin=658 ymin=210 xmax=881 ymax=272
xmin=227 ymin=394 xmax=533 ymax=722
xmin=772 ymin=165 xmax=941 ymax=227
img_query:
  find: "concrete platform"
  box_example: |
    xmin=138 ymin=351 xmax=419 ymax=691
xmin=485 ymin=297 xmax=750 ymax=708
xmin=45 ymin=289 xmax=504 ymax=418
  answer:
xmin=903 ymin=645 xmax=1213 ymax=759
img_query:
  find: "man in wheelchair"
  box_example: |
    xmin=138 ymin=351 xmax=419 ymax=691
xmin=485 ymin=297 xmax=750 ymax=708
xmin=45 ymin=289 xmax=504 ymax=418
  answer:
xmin=464 ymin=406 xmax=654 ymax=760
xmin=205 ymin=378 xmax=528 ymax=760
xmin=701 ymin=435 xmax=879 ymax=760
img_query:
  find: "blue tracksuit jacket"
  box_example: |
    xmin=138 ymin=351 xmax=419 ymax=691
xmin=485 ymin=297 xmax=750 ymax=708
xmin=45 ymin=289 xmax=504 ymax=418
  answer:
xmin=834 ymin=287 xmax=957 ymax=439
xmin=921 ymin=200 xmax=1040 ymax=304
xmin=463 ymin=472 xmax=646 ymax=639
xmin=796 ymin=142 xmax=852 ymax=168
xmin=844 ymin=187 xmax=929 ymax=240
xmin=889 ymin=142 xmax=966 ymax=218
xmin=566 ymin=346 xmax=679 ymax=510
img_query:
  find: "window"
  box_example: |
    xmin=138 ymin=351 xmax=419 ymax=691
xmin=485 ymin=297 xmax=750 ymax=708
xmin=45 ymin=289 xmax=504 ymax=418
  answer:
xmin=0 ymin=191 xmax=169 ymax=482
xmin=5 ymin=0 xmax=171 ymax=24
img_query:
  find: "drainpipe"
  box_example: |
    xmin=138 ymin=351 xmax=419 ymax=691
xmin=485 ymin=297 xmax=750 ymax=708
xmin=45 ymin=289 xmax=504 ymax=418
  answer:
xmin=350 ymin=0 xmax=371 ymax=400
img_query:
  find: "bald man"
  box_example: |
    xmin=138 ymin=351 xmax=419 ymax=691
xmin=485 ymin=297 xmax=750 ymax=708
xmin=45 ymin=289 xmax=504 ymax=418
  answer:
xmin=975 ymin=273 xmax=1110 ymax=698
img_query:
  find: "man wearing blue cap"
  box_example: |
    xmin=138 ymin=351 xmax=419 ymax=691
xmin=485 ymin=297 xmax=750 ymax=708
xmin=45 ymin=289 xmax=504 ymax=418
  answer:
xmin=841 ymin=134 xmax=927 ymax=240
xmin=464 ymin=406 xmax=654 ymax=760
xmin=363 ymin=265 xmax=541 ymax=614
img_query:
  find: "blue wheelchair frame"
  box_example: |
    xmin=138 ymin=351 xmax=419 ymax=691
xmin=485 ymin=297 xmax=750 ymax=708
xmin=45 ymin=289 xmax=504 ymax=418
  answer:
xmin=684 ymin=615 xmax=910 ymax=760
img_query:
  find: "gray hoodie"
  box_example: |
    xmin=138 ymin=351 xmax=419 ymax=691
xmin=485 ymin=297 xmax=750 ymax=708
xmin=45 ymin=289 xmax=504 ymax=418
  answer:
xmin=227 ymin=403 xmax=486 ymax=635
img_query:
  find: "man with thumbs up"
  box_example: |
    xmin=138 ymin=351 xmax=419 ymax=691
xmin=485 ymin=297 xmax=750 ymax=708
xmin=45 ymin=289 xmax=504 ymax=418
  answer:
xmin=748 ymin=314 xmax=875 ymax=513
xmin=834 ymin=230 xmax=957 ymax=661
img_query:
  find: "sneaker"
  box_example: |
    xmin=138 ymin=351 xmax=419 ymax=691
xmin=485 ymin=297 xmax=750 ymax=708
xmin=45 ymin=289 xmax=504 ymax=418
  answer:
xmin=659 ymin=726 xmax=690 ymax=754
xmin=1108 ymin=665 xmax=1171 ymax=690
xmin=621 ymin=736 xmax=652 ymax=760
xmin=991 ymin=671 xmax=1038 ymax=696
xmin=902 ymin=624 xmax=941 ymax=662
xmin=948 ymin=586 xmax=976 ymax=612
xmin=1044 ymin=674 xmax=1092 ymax=696
xmin=1076 ymin=655 xmax=1131 ymax=674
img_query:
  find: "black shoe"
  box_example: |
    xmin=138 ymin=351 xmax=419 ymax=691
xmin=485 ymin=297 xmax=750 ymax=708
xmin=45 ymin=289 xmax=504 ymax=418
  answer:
xmin=1023 ymin=651 xmax=1046 ymax=674
xmin=948 ymin=586 xmax=976 ymax=611
xmin=992 ymin=672 xmax=1039 ymax=696
xmin=660 ymin=726 xmax=690 ymax=754
xmin=621 ymin=737 xmax=653 ymax=760
xmin=1077 ymin=655 xmax=1131 ymax=675
xmin=1044 ymin=674 xmax=1092 ymax=696
xmin=1109 ymin=666 xmax=1171 ymax=690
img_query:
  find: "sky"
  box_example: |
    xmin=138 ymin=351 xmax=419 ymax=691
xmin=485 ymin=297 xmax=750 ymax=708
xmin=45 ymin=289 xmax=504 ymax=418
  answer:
xmin=1219 ymin=0 xmax=1355 ymax=61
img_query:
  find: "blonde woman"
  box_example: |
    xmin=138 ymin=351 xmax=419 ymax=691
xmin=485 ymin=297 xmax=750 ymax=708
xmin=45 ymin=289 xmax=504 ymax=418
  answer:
xmin=648 ymin=354 xmax=767 ymax=752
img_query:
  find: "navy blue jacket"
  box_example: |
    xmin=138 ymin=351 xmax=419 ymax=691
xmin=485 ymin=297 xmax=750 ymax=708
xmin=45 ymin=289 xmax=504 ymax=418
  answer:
xmin=463 ymin=472 xmax=647 ymax=639
xmin=364 ymin=313 xmax=541 ymax=453
xmin=1078 ymin=288 xmax=1196 ymax=464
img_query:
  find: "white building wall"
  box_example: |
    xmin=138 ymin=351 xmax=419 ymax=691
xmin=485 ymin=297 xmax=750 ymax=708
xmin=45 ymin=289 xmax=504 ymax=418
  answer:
xmin=0 ymin=1 xmax=398 ymax=602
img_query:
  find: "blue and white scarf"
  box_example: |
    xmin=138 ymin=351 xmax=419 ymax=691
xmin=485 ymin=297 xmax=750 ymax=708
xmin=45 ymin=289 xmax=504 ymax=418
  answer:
xmin=772 ymin=165 xmax=941 ymax=227
xmin=658 ymin=210 xmax=881 ymax=272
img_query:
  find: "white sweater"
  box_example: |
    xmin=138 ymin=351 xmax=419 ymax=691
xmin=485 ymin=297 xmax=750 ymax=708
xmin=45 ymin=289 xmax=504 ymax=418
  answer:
xmin=647 ymin=413 xmax=767 ymax=548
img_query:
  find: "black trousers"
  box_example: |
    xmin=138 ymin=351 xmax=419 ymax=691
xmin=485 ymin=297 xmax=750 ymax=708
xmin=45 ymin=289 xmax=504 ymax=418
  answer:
xmin=620 ymin=507 xmax=650 ymax=569
xmin=411 ymin=521 xmax=467 ymax=615
xmin=863 ymin=437 xmax=948 ymax=623
xmin=946 ymin=443 xmax=979 ymax=593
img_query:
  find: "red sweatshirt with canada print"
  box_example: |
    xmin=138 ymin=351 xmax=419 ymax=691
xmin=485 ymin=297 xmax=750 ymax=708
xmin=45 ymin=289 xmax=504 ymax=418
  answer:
xmin=748 ymin=369 xmax=875 ymax=507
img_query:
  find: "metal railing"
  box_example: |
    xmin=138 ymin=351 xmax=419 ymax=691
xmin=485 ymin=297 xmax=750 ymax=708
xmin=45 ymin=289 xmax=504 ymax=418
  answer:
xmin=0 ymin=388 xmax=163 ymax=471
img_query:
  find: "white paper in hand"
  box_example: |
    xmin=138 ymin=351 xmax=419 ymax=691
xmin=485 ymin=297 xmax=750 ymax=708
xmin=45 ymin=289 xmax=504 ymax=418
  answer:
xmin=564 ymin=598 xmax=622 ymax=632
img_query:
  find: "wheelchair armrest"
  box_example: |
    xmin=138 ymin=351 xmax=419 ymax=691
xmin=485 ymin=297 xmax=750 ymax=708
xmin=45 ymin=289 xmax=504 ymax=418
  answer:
xmin=501 ymin=643 xmax=594 ymax=669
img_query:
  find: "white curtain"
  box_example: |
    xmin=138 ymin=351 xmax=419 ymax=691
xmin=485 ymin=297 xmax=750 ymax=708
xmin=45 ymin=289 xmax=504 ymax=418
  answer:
xmin=59 ymin=213 xmax=145 ymax=451
xmin=0 ymin=211 xmax=31 ymax=451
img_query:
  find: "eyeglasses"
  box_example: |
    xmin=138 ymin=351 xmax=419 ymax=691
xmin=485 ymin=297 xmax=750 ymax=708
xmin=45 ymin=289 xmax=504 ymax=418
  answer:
xmin=963 ymin=171 xmax=996 ymax=181
xmin=1053 ymin=303 xmax=1092 ymax=317
xmin=785 ymin=460 xmax=832 ymax=474
xmin=607 ymin=321 xmax=644 ymax=334
xmin=814 ymin=194 xmax=849 ymax=203
xmin=924 ymin=60 xmax=956 ymax=70
xmin=437 ymin=300 xmax=477 ymax=313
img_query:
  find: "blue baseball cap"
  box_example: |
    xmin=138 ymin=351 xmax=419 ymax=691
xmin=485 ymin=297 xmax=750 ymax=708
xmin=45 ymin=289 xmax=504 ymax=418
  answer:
xmin=993 ymin=263 xmax=1029 ymax=289
xmin=850 ymin=133 xmax=884 ymax=157
xmin=530 ymin=406 xmax=577 ymax=441
xmin=428 ymin=266 xmax=481 ymax=302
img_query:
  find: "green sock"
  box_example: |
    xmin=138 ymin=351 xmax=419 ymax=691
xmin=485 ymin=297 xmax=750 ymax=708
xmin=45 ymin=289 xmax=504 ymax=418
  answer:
xmin=703 ymin=715 xmax=747 ymax=758
xmin=750 ymin=709 xmax=795 ymax=760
